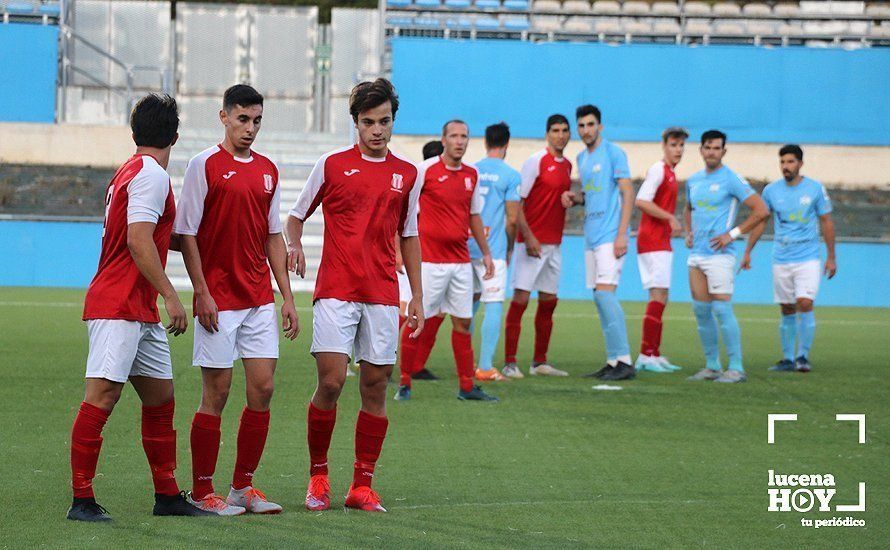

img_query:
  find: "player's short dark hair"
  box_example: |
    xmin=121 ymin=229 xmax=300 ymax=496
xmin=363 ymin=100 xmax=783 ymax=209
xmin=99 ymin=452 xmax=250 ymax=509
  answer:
xmin=575 ymin=104 xmax=601 ymax=123
xmin=349 ymin=78 xmax=399 ymax=122
xmin=442 ymin=119 xmax=468 ymax=136
xmin=662 ymin=126 xmax=689 ymax=143
xmin=422 ymin=140 xmax=444 ymax=160
xmin=779 ymin=144 xmax=803 ymax=161
xmin=485 ymin=122 xmax=510 ymax=149
xmin=546 ymin=114 xmax=569 ymax=131
xmin=130 ymin=93 xmax=179 ymax=149
xmin=223 ymin=84 xmax=264 ymax=112
xmin=700 ymin=129 xmax=727 ymax=147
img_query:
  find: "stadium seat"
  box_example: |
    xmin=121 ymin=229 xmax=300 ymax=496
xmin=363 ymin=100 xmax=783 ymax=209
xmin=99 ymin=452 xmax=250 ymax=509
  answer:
xmin=38 ymin=2 xmax=60 ymax=17
xmin=651 ymin=2 xmax=680 ymax=16
xmin=622 ymin=1 xmax=650 ymax=16
xmin=684 ymin=18 xmax=712 ymax=35
xmin=746 ymin=20 xmax=777 ymax=36
xmin=712 ymin=2 xmax=742 ymax=17
xmin=533 ymin=0 xmax=561 ymax=12
xmin=475 ymin=15 xmax=501 ymax=28
xmin=503 ymin=14 xmax=530 ymax=29
xmin=6 ymin=2 xmax=36 ymax=15
xmin=779 ymin=22 xmax=805 ymax=36
xmin=623 ymin=19 xmax=652 ymax=35
xmin=387 ymin=0 xmax=413 ymax=8
xmin=564 ymin=15 xmax=594 ymax=32
xmin=386 ymin=15 xmax=416 ymax=26
xmin=503 ymin=0 xmax=529 ymax=10
xmin=594 ymin=18 xmax=621 ymax=33
xmin=713 ymin=20 xmax=745 ymax=35
xmin=475 ymin=0 xmax=501 ymax=9
xmin=445 ymin=0 xmax=472 ymax=8
xmin=592 ymin=1 xmax=620 ymax=16
xmin=414 ymin=16 xmax=442 ymax=26
xmin=870 ymin=23 xmax=890 ymax=37
xmin=773 ymin=3 xmax=801 ymax=17
xmin=445 ymin=16 xmax=473 ymax=28
xmin=653 ymin=19 xmax=681 ymax=34
xmin=741 ymin=3 xmax=772 ymax=18
xmin=415 ymin=0 xmax=441 ymax=8
xmin=683 ymin=1 xmax=711 ymax=16
xmin=563 ymin=1 xmax=591 ymax=13
xmin=866 ymin=3 xmax=890 ymax=17
xmin=532 ymin=14 xmax=561 ymax=31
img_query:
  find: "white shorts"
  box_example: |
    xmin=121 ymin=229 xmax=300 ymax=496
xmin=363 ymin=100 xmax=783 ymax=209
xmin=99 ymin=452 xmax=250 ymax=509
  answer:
xmin=512 ymin=243 xmax=561 ymax=295
xmin=193 ymin=303 xmax=279 ymax=368
xmin=687 ymin=254 xmax=736 ymax=295
xmin=422 ymin=262 xmax=474 ymax=318
xmin=773 ymin=260 xmax=821 ymax=303
xmin=472 ymin=258 xmax=508 ymax=302
xmin=397 ymin=269 xmax=411 ymax=304
xmin=637 ymin=251 xmax=673 ymax=290
xmin=311 ymin=298 xmax=400 ymax=365
xmin=585 ymin=242 xmax=626 ymax=288
xmin=85 ymin=320 xmax=172 ymax=383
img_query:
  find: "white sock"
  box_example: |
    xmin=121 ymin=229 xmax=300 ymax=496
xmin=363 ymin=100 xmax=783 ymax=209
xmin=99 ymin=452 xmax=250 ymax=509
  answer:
xmin=607 ymin=358 xmax=618 ymax=367
xmin=617 ymin=354 xmax=632 ymax=365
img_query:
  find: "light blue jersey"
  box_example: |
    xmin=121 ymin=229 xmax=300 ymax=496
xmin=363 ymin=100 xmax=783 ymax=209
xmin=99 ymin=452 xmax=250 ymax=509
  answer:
xmin=468 ymin=157 xmax=521 ymax=260
xmin=686 ymin=165 xmax=755 ymax=256
xmin=762 ymin=176 xmax=832 ymax=264
xmin=577 ymin=139 xmax=631 ymax=249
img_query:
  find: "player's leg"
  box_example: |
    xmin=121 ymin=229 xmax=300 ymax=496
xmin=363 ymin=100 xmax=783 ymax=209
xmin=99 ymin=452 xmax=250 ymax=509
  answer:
xmin=792 ymin=260 xmax=821 ymax=372
xmin=448 ymin=264 xmax=498 ymax=401
xmin=687 ymin=260 xmax=723 ymax=380
xmin=771 ymin=262 xmax=798 ymax=371
xmin=706 ymin=256 xmax=745 ymax=383
xmin=504 ymin=242 xmax=538 ymax=377
xmin=398 ymin=263 xmax=445 ymax=390
xmin=529 ymin=246 xmax=567 ymax=376
xmin=591 ymin=243 xmax=633 ymax=381
xmin=475 ymin=258 xmax=508 ymax=381
xmin=636 ymin=252 xmax=677 ymax=373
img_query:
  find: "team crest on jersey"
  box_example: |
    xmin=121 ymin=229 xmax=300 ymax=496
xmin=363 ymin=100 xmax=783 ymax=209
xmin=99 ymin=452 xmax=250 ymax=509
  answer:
xmin=465 ymin=177 xmax=473 ymax=191
xmin=391 ymin=173 xmax=404 ymax=193
xmin=592 ymin=163 xmax=602 ymax=173
xmin=709 ymin=183 xmax=720 ymax=192
xmin=800 ymin=195 xmax=812 ymax=206
xmin=263 ymin=174 xmax=274 ymax=194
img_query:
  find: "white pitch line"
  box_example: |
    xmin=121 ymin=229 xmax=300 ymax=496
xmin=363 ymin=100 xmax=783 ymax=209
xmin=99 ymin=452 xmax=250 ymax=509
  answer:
xmin=389 ymin=498 xmax=705 ymax=510
xmin=0 ymin=301 xmax=886 ymax=326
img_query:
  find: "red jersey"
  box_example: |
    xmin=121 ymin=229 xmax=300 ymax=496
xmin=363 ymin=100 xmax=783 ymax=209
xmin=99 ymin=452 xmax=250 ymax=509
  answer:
xmin=636 ymin=160 xmax=678 ymax=253
xmin=174 ymin=144 xmax=282 ymax=311
xmin=289 ymin=145 xmax=419 ymax=306
xmin=416 ymin=156 xmax=483 ymax=264
xmin=83 ymin=154 xmax=175 ymax=323
xmin=518 ymin=149 xmax=572 ymax=245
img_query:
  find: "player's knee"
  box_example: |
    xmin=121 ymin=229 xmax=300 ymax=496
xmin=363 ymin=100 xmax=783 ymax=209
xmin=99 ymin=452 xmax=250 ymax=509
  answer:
xmin=511 ymin=293 xmax=530 ymax=306
xmin=317 ymin=377 xmax=345 ymax=401
xmin=796 ymin=299 xmax=814 ymax=312
xmin=201 ymin=385 xmax=230 ymax=414
xmin=88 ymin=387 xmax=122 ymax=411
xmin=251 ymin=378 xmax=275 ymax=404
xmin=780 ymin=303 xmax=796 ymax=316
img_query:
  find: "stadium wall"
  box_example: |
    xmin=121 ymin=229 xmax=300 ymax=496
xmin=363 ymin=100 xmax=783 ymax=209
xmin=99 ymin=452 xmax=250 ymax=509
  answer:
xmin=2 ymin=220 xmax=887 ymax=308
xmin=391 ymin=38 xmax=890 ymax=146
xmin=0 ymin=23 xmax=59 ymax=123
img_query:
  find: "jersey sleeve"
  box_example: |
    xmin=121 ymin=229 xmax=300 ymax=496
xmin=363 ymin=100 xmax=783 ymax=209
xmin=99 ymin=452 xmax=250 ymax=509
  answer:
xmin=470 ymin=174 xmax=484 ymax=215
xmin=636 ymin=163 xmax=664 ymax=202
xmin=611 ymin=146 xmax=632 ymax=180
xmin=127 ymin=167 xmax=169 ymax=225
xmin=505 ymin=170 xmax=521 ymax=202
xmin=400 ymin=167 xmax=422 ymax=237
xmin=289 ymin=156 xmax=327 ymax=221
xmin=815 ymin=184 xmax=833 ymax=216
xmin=519 ymin=155 xmax=541 ymax=199
xmin=173 ymin=156 xmax=208 ymax=235
xmin=267 ymin=163 xmax=283 ymax=233
xmin=729 ymin=172 xmax=756 ymax=202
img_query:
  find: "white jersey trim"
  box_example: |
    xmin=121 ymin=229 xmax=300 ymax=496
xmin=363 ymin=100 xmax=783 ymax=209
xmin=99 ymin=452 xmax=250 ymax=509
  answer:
xmin=173 ymin=145 xmax=218 ymax=236
xmin=127 ymin=156 xmax=170 ymax=225
xmin=519 ymin=149 xmax=547 ymax=199
xmin=636 ymin=160 xmax=665 ymax=203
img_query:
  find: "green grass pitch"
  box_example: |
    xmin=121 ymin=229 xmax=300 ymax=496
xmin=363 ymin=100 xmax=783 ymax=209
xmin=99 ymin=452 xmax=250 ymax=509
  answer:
xmin=1 ymin=287 xmax=887 ymax=548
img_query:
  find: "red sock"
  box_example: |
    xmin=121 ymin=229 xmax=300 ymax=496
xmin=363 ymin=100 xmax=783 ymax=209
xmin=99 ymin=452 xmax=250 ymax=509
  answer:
xmin=533 ymin=299 xmax=558 ymax=363
xmin=232 ymin=407 xmax=270 ymax=490
xmin=353 ymin=410 xmax=388 ymax=488
xmin=452 ymin=330 xmax=475 ymax=392
xmin=641 ymin=300 xmax=666 ymax=357
xmin=399 ymin=315 xmax=443 ymax=387
xmin=70 ymin=402 xmax=110 ymax=499
xmin=307 ymin=402 xmax=337 ymax=477
xmin=190 ymin=412 xmax=221 ymax=500
xmin=141 ymin=399 xmax=179 ymax=496
xmin=504 ymin=301 xmax=528 ymax=363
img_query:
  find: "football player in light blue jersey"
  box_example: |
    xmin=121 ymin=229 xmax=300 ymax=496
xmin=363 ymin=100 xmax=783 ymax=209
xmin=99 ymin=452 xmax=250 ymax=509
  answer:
xmin=684 ymin=130 xmax=769 ymax=383
xmin=561 ymin=105 xmax=636 ymax=381
xmin=468 ymin=123 xmax=521 ymax=381
xmin=741 ymin=144 xmax=837 ymax=374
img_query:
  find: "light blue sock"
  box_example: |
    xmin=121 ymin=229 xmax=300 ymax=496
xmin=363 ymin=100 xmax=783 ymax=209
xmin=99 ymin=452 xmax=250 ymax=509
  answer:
xmin=478 ymin=301 xmax=503 ymax=371
xmin=780 ymin=314 xmax=797 ymax=361
xmin=712 ymin=301 xmax=743 ymax=372
xmin=692 ymin=301 xmax=721 ymax=370
xmin=594 ymin=291 xmax=630 ymax=361
xmin=470 ymin=299 xmax=482 ymax=335
xmin=797 ymin=311 xmax=816 ymax=359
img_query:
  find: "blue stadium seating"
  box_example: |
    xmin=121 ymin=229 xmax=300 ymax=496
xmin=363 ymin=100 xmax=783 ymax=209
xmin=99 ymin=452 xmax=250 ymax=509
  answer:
xmin=476 ymin=16 xmax=501 ymax=29
xmin=503 ymin=0 xmax=529 ymax=11
xmin=39 ymin=2 xmax=61 ymax=17
xmin=475 ymin=0 xmax=501 ymax=8
xmin=386 ymin=15 xmax=416 ymax=26
xmin=387 ymin=0 xmax=413 ymax=8
xmin=503 ymin=15 xmax=530 ymax=29
xmin=445 ymin=0 xmax=472 ymax=9
xmin=6 ymin=2 xmax=37 ymax=15
xmin=414 ymin=16 xmax=441 ymax=27
xmin=415 ymin=0 xmax=442 ymax=7
xmin=445 ymin=17 xmax=473 ymax=28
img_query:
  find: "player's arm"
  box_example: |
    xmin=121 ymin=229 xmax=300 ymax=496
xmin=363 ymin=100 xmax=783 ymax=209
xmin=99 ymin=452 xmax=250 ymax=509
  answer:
xmin=285 ymin=216 xmax=306 ymax=277
xmin=169 ymin=232 xmax=182 ymax=252
xmin=505 ymin=200 xmax=520 ymax=263
xmin=710 ymin=181 xmax=770 ymax=250
xmin=820 ymin=213 xmax=837 ymax=279
xmin=285 ymin=155 xmax=326 ymax=278
xmin=740 ymin=216 xmax=768 ymax=271
xmin=267 ymin=232 xmax=299 ymax=340
xmin=683 ymin=201 xmax=693 ymax=249
xmin=635 ymin=163 xmax=680 ymax=233
xmin=128 ymin=223 xmax=186 ymax=336
xmin=517 ymin=157 xmax=542 ymax=257
xmin=469 ymin=180 xmax=495 ymax=278
xmin=614 ymin=177 xmax=634 ymax=258
xmin=400 ymin=169 xmax=425 ymax=339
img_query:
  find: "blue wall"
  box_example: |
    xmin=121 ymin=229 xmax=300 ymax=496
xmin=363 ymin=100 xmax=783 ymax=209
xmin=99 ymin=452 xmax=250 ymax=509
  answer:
xmin=392 ymin=38 xmax=890 ymax=145
xmin=2 ymin=220 xmax=888 ymax=307
xmin=0 ymin=23 xmax=59 ymax=123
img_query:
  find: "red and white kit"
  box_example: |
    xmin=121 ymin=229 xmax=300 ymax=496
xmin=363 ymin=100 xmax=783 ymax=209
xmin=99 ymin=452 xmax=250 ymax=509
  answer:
xmin=289 ymin=144 xmax=419 ymax=365
xmin=83 ymin=154 xmax=176 ymax=382
xmin=636 ymin=160 xmax=677 ymax=290
xmin=174 ymin=144 xmax=282 ymax=368
xmin=416 ymin=155 xmax=483 ymax=319
xmin=513 ymin=149 xmax=572 ymax=294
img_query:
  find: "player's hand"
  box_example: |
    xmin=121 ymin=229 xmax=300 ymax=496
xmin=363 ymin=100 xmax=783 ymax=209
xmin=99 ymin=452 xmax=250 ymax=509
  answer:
xmin=710 ymin=232 xmax=734 ymax=251
xmin=824 ymin=257 xmax=837 ymax=279
xmin=287 ymin=243 xmax=306 ymax=278
xmin=281 ymin=299 xmax=300 ymax=340
xmin=740 ymin=252 xmax=753 ymax=271
xmin=164 ymin=293 xmax=188 ymax=336
xmin=525 ymin=235 xmax=542 ymax=258
xmin=613 ymin=234 xmax=628 ymax=258
xmin=560 ymin=191 xmax=576 ymax=209
xmin=669 ymin=216 xmax=682 ymax=236
xmin=482 ymin=253 xmax=495 ymax=280
xmin=406 ymin=296 xmax=425 ymax=339
xmin=195 ymin=291 xmax=219 ymax=333
xmin=685 ymin=231 xmax=693 ymax=249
